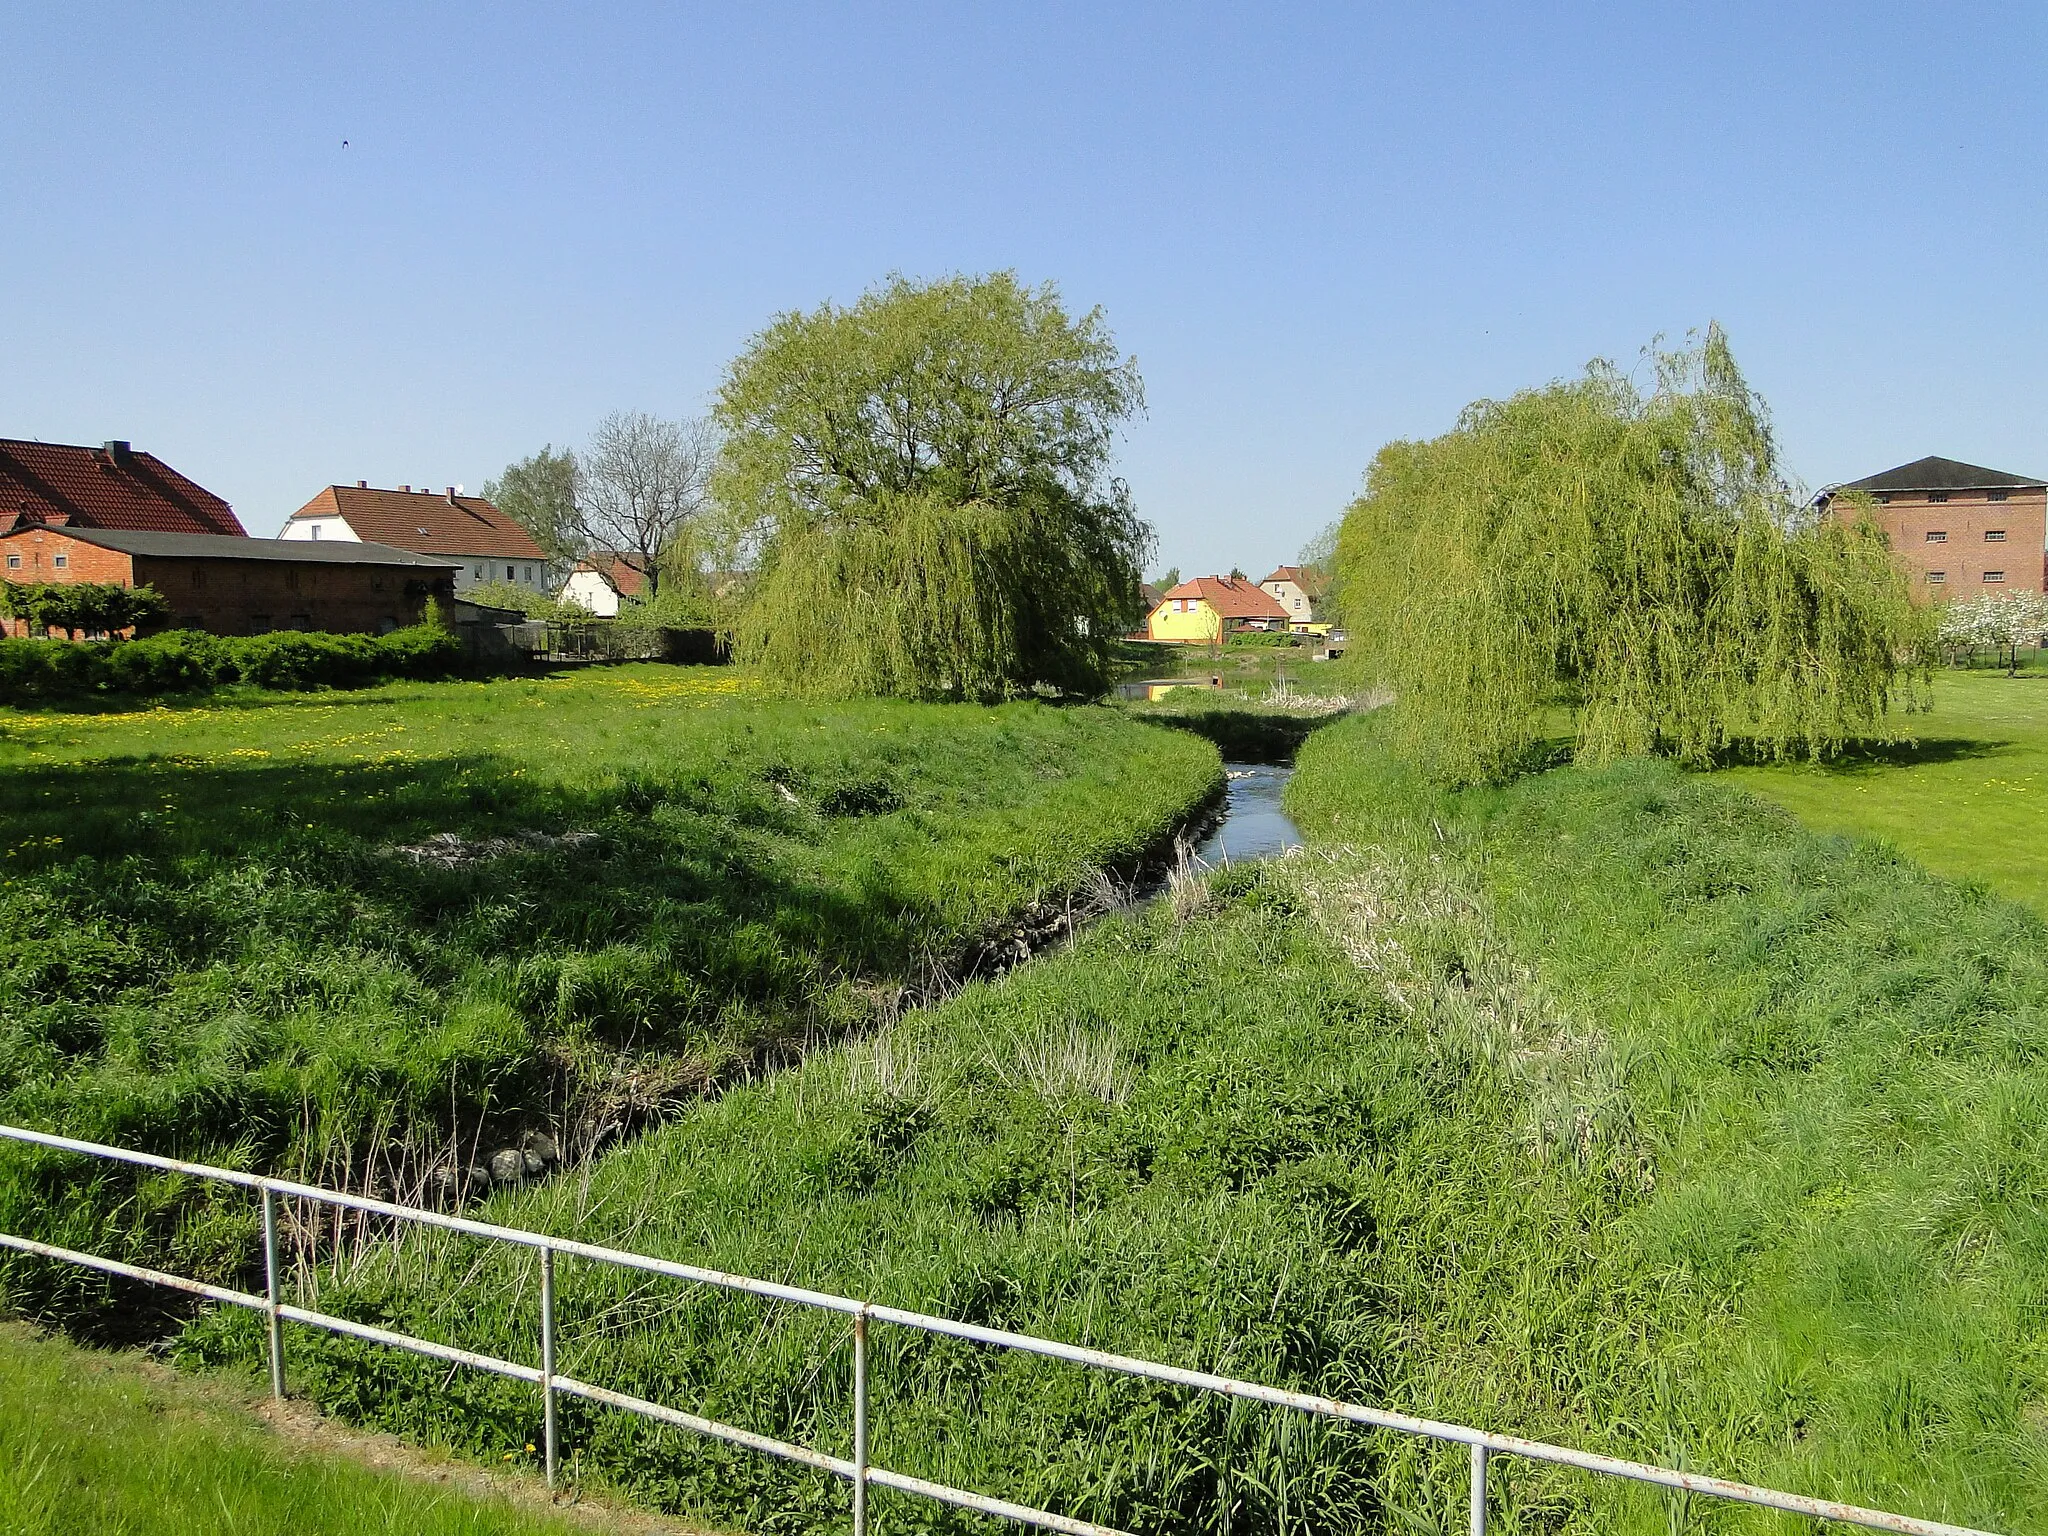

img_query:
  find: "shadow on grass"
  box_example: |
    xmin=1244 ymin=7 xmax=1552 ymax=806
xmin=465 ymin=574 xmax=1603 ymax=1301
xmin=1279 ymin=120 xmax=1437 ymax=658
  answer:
xmin=1711 ymin=734 xmax=2017 ymax=777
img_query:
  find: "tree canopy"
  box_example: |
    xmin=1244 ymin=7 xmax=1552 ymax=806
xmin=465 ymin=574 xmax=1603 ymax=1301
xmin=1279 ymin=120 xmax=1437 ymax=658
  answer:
xmin=1335 ymin=326 xmax=1927 ymax=782
xmin=0 ymin=581 xmax=169 ymax=639
xmin=715 ymin=272 xmax=1149 ymax=700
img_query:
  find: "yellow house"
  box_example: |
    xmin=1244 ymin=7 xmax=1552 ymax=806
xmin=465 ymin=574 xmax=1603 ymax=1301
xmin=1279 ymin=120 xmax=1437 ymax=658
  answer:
xmin=1146 ymin=576 xmax=1290 ymax=643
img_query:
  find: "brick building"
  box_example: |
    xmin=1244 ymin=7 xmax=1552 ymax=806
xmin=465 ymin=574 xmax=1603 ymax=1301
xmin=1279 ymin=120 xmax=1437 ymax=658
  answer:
xmin=1 ymin=525 xmax=457 ymax=638
xmin=0 ymin=438 xmax=246 ymax=537
xmin=1823 ymin=456 xmax=2048 ymax=599
xmin=281 ymin=483 xmax=549 ymax=597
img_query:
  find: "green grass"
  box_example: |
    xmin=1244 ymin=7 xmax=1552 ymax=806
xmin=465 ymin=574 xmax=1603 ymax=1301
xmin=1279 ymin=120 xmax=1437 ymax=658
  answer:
xmin=168 ymin=710 xmax=2048 ymax=1536
xmin=1723 ymin=664 xmax=2048 ymax=914
xmin=0 ymin=665 xmax=1220 ymax=1319
xmin=0 ymin=1323 xmax=627 ymax=1535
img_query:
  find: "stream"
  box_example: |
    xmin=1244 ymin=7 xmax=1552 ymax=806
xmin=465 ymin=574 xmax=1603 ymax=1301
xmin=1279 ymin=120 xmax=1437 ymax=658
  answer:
xmin=1192 ymin=762 xmax=1303 ymax=865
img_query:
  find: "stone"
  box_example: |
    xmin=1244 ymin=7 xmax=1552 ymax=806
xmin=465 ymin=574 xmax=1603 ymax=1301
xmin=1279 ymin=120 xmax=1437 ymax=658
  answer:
xmin=488 ymin=1148 xmax=526 ymax=1185
xmin=521 ymin=1130 xmax=560 ymax=1165
xmin=522 ymin=1149 xmax=546 ymax=1176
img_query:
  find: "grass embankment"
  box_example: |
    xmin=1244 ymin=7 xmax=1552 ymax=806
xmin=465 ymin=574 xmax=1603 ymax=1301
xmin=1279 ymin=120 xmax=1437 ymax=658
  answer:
xmin=0 ymin=666 xmax=1220 ymax=1319
xmin=195 ymin=710 xmax=2047 ymax=1535
xmin=0 ymin=1323 xmax=656 ymax=1535
xmin=1725 ymin=663 xmax=2048 ymax=914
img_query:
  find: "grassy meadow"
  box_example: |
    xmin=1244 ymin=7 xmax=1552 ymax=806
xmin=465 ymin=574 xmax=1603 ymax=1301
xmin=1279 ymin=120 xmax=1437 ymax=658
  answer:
xmin=0 ymin=1323 xmax=641 ymax=1535
xmin=165 ymin=709 xmax=2045 ymax=1535
xmin=0 ymin=664 xmax=1220 ymax=1319
xmin=1724 ymin=662 xmax=2048 ymax=914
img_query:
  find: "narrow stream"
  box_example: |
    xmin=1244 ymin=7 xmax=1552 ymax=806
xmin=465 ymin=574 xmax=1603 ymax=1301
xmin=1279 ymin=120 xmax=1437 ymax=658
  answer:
xmin=1192 ymin=762 xmax=1303 ymax=865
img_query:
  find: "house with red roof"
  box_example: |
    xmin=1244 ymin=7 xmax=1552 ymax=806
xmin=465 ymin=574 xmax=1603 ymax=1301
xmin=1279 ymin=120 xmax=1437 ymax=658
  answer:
xmin=559 ymin=552 xmax=649 ymax=617
xmin=280 ymin=482 xmax=549 ymax=597
xmin=1259 ymin=565 xmax=1328 ymax=628
xmin=1145 ymin=575 xmax=1290 ymax=643
xmin=0 ymin=439 xmax=245 ymax=538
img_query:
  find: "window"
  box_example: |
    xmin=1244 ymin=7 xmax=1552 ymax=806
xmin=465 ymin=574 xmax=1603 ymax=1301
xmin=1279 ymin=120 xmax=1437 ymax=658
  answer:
xmin=52 ymin=554 xmax=67 ymax=569
xmin=522 ymin=565 xmax=533 ymax=582
xmin=1986 ymin=529 xmax=2007 ymax=542
xmin=473 ymin=565 xmax=484 ymax=579
xmin=284 ymin=568 xmax=300 ymax=592
xmin=1927 ymin=571 xmax=1947 ymax=584
xmin=1984 ymin=570 xmax=2006 ymax=583
xmin=1990 ymin=490 xmax=2011 ymax=502
xmin=506 ymin=565 xmax=516 ymax=581
xmin=1926 ymin=530 xmax=1947 ymax=542
xmin=190 ymin=568 xmax=205 ymax=589
xmin=4 ymin=555 xmax=17 ymax=570
xmin=309 ymin=524 xmax=322 ymax=541
xmin=1928 ymin=491 xmax=1950 ymax=503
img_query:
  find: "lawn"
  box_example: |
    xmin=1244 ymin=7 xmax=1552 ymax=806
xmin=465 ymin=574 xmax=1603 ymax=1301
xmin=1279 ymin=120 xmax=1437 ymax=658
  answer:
xmin=1722 ymin=663 xmax=2048 ymax=914
xmin=0 ymin=664 xmax=1221 ymax=1322
xmin=0 ymin=1322 xmax=656 ymax=1535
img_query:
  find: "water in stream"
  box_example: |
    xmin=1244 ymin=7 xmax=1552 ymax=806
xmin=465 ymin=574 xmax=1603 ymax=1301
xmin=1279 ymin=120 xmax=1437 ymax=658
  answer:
xmin=1192 ymin=762 xmax=1303 ymax=865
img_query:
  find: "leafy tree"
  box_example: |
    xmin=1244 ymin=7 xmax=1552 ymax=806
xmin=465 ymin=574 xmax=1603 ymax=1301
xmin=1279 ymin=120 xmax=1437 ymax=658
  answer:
xmin=1297 ymin=521 xmax=1340 ymax=569
xmin=0 ymin=581 xmax=169 ymax=639
xmin=484 ymin=445 xmax=580 ymax=567
xmin=1152 ymin=567 xmax=1181 ymax=591
xmin=1937 ymin=590 xmax=2048 ymax=673
xmin=1335 ymin=326 xmax=1928 ymax=782
xmin=715 ymin=272 xmax=1149 ymax=700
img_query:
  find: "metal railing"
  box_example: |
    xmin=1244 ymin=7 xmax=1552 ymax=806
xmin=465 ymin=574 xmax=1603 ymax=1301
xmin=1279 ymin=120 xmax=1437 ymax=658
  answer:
xmin=0 ymin=1123 xmax=2003 ymax=1536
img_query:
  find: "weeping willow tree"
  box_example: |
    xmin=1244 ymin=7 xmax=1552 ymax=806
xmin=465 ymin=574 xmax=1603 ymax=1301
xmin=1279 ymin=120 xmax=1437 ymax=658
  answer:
xmin=714 ymin=272 xmax=1150 ymax=700
xmin=1336 ymin=326 xmax=1928 ymax=783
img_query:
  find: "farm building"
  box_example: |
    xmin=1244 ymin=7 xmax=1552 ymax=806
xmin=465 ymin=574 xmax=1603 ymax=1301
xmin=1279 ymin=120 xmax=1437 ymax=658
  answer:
xmin=0 ymin=525 xmax=457 ymax=638
xmin=0 ymin=438 xmax=246 ymax=537
xmin=281 ymin=482 xmax=549 ymax=598
xmin=1822 ymin=456 xmax=2048 ymax=599
xmin=1146 ymin=575 xmax=1289 ymax=643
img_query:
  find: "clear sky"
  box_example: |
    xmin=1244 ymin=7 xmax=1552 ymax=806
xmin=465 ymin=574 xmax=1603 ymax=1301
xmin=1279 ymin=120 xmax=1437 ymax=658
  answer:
xmin=5 ymin=2 xmax=2043 ymax=577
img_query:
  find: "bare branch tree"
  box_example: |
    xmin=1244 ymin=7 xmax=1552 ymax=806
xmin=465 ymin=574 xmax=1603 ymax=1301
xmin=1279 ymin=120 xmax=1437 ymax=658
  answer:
xmin=574 ymin=412 xmax=719 ymax=598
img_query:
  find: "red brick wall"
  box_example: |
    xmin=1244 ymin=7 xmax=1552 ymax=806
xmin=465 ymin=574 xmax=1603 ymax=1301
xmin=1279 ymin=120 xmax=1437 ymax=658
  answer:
xmin=0 ymin=529 xmax=135 ymax=636
xmin=0 ymin=528 xmax=455 ymax=638
xmin=1842 ymin=486 xmax=2048 ymax=600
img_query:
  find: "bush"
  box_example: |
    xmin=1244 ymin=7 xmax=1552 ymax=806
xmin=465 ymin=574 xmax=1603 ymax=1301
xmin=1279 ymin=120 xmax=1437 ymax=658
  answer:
xmin=1225 ymin=630 xmax=1301 ymax=648
xmin=0 ymin=621 xmax=467 ymax=704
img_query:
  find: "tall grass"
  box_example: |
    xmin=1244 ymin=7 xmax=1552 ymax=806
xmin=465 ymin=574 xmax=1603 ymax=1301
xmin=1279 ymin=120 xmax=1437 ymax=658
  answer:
xmin=166 ymin=709 xmax=2048 ymax=1535
xmin=0 ymin=667 xmax=1220 ymax=1321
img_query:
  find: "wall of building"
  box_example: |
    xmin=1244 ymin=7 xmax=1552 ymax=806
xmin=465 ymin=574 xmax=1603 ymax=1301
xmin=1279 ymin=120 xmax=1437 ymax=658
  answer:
xmin=1852 ymin=487 xmax=2048 ymax=598
xmin=1261 ymin=578 xmax=1317 ymax=620
xmin=135 ymin=554 xmax=452 ymax=635
xmin=1147 ymin=598 xmax=1223 ymax=643
xmin=560 ymin=569 xmax=623 ymax=616
xmin=0 ymin=530 xmax=135 ymax=636
xmin=448 ymin=553 xmax=548 ymax=596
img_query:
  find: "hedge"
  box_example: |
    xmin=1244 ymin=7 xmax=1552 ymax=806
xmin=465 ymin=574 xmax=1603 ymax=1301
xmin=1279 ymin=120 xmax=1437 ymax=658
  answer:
xmin=0 ymin=623 xmax=467 ymax=704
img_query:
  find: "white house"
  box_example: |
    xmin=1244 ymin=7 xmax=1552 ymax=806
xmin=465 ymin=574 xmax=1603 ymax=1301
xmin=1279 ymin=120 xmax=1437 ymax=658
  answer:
xmin=559 ymin=553 xmax=650 ymax=617
xmin=280 ymin=482 xmax=550 ymax=598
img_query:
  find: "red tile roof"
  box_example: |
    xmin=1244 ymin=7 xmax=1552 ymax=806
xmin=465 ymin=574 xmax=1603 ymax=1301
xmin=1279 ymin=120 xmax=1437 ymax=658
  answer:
xmin=574 ymin=552 xmax=649 ymax=600
xmin=1261 ymin=565 xmax=1327 ymax=596
xmin=291 ymin=484 xmax=547 ymax=561
xmin=1161 ymin=575 xmax=1290 ymax=621
xmin=0 ymin=439 xmax=245 ymax=537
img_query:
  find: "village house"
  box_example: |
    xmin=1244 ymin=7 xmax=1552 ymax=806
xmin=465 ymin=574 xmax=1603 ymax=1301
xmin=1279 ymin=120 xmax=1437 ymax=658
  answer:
xmin=1146 ymin=575 xmax=1290 ymax=643
xmin=0 ymin=438 xmax=246 ymax=538
xmin=1822 ymin=456 xmax=2048 ymax=598
xmin=0 ymin=525 xmax=457 ymax=638
xmin=559 ymin=553 xmax=649 ymax=617
xmin=280 ymin=482 xmax=549 ymax=597
xmin=1258 ymin=565 xmax=1327 ymax=631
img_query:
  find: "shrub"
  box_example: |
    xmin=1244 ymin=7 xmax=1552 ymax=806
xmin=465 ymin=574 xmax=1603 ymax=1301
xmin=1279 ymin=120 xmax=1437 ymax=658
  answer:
xmin=0 ymin=621 xmax=468 ymax=704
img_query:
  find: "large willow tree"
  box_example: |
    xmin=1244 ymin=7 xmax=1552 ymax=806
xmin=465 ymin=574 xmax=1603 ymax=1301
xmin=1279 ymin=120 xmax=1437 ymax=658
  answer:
xmin=1337 ymin=326 xmax=1927 ymax=782
xmin=715 ymin=273 xmax=1149 ymax=700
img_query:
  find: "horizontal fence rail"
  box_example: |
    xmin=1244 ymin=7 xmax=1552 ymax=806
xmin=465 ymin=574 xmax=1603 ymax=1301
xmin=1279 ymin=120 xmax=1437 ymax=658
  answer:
xmin=0 ymin=1123 xmax=2004 ymax=1536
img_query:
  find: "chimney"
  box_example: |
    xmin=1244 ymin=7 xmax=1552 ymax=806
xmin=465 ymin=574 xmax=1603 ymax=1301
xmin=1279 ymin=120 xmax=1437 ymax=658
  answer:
xmin=399 ymin=484 xmax=411 ymax=493
xmin=102 ymin=440 xmax=133 ymax=469
xmin=445 ymin=486 xmax=457 ymax=501
xmin=356 ymin=480 xmax=368 ymax=489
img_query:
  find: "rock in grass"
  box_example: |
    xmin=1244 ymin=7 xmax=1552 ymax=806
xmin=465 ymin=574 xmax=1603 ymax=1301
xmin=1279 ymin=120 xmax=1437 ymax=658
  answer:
xmin=488 ymin=1148 xmax=526 ymax=1185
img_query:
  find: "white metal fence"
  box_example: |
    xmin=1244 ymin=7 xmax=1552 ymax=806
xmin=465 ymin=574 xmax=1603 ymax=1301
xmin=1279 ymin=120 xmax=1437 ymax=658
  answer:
xmin=0 ymin=1122 xmax=2005 ymax=1536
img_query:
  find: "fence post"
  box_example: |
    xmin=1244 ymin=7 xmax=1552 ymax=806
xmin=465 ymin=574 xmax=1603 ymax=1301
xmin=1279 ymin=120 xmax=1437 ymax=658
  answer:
xmin=541 ymin=1244 xmax=558 ymax=1490
xmin=261 ymin=1186 xmax=284 ymax=1400
xmin=853 ymin=1305 xmax=870 ymax=1536
xmin=1469 ymin=1442 xmax=1488 ymax=1535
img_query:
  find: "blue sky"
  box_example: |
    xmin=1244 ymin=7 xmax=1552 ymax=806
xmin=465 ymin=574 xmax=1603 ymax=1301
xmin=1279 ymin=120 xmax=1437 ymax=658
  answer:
xmin=4 ymin=3 xmax=2043 ymax=576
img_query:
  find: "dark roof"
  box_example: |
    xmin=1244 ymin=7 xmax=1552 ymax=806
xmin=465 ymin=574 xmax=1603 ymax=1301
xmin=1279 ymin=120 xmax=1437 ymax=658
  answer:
xmin=291 ymin=484 xmax=547 ymax=561
xmin=574 ymin=552 xmax=650 ymax=599
xmin=1842 ymin=456 xmax=2046 ymax=493
xmin=0 ymin=438 xmax=245 ymax=536
xmin=1 ymin=525 xmax=458 ymax=567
